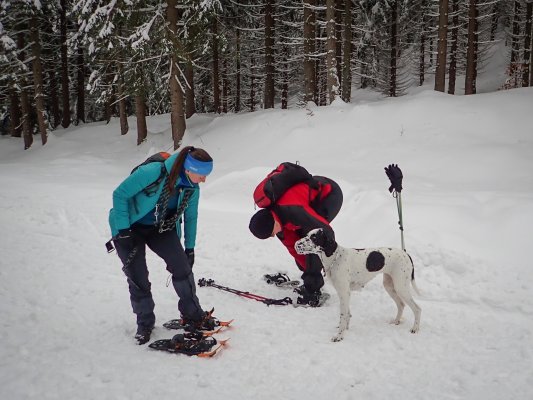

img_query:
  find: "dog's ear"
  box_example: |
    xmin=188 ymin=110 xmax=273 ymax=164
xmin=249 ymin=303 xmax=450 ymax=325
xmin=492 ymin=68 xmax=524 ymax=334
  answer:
xmin=308 ymin=228 xmax=337 ymax=257
xmin=309 ymin=229 xmax=326 ymax=247
xmin=321 ymin=228 xmax=337 ymax=257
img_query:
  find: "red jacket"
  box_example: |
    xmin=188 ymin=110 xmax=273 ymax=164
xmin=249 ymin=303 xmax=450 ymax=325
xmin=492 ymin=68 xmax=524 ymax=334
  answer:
xmin=271 ymin=178 xmax=334 ymax=270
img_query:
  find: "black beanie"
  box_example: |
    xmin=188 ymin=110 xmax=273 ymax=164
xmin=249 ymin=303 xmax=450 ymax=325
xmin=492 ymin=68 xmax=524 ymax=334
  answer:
xmin=249 ymin=209 xmax=275 ymax=240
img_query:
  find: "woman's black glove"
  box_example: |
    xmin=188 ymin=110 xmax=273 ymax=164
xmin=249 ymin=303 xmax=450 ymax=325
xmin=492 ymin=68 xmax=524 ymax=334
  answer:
xmin=185 ymin=248 xmax=195 ymax=268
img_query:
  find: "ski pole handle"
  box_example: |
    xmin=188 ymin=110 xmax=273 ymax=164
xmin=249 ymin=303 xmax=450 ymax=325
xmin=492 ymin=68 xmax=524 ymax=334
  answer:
xmin=198 ymin=278 xmax=214 ymax=287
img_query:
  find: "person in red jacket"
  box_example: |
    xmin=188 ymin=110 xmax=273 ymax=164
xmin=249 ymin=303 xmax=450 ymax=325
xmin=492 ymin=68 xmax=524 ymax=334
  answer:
xmin=248 ymin=174 xmax=343 ymax=306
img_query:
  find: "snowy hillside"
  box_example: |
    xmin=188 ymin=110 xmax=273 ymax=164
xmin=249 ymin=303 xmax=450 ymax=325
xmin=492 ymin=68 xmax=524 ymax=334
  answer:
xmin=1 ymin=87 xmax=532 ymax=400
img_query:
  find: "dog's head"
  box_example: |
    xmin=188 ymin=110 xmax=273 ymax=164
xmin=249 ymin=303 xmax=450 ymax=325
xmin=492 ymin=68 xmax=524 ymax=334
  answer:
xmin=295 ymin=228 xmax=337 ymax=257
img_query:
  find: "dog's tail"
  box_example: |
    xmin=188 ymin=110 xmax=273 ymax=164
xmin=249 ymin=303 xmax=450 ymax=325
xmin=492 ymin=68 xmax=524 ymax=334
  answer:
xmin=408 ymin=254 xmax=421 ymax=296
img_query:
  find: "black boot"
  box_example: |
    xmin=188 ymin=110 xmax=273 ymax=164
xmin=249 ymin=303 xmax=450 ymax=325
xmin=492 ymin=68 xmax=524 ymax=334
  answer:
xmin=294 ymin=285 xmax=322 ymax=307
xmin=135 ymin=326 xmax=153 ymax=345
xmin=180 ymin=309 xmax=218 ymax=331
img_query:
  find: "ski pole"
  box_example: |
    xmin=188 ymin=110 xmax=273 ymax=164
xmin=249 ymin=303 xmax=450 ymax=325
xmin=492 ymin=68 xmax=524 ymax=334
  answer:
xmin=198 ymin=278 xmax=293 ymax=306
xmin=385 ymin=164 xmax=406 ymax=251
xmin=395 ymin=191 xmax=405 ymax=251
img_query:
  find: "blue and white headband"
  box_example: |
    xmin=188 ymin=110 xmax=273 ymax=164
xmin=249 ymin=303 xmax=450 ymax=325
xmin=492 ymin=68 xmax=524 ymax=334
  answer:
xmin=184 ymin=153 xmax=213 ymax=176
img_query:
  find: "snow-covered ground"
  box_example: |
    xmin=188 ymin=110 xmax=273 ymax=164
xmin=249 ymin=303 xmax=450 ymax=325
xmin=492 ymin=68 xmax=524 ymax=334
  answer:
xmin=1 ymin=73 xmax=533 ymax=398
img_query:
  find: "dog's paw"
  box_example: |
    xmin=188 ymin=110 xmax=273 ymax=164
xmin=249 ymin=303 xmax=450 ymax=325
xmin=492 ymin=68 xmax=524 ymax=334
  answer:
xmin=389 ymin=318 xmax=401 ymax=325
xmin=410 ymin=325 xmax=419 ymax=334
xmin=331 ymin=333 xmax=344 ymax=342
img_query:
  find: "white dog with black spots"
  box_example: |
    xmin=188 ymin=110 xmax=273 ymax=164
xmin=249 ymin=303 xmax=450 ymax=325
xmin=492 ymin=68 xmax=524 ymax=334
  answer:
xmin=295 ymin=228 xmax=421 ymax=342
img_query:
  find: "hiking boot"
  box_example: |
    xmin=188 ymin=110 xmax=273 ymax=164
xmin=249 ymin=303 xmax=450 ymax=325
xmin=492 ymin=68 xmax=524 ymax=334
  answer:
xmin=294 ymin=285 xmax=322 ymax=307
xmin=181 ymin=310 xmax=218 ymax=331
xmin=135 ymin=326 xmax=154 ymax=345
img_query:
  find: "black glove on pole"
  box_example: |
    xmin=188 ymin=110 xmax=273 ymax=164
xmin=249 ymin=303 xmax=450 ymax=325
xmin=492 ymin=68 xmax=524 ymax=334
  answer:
xmin=384 ymin=164 xmax=405 ymax=251
xmin=385 ymin=164 xmax=403 ymax=193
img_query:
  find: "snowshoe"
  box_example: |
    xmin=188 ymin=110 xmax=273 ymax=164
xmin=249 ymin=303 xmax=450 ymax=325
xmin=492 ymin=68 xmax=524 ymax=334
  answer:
xmin=264 ymin=273 xmax=300 ymax=288
xmin=149 ymin=332 xmax=229 ymax=357
xmin=163 ymin=308 xmax=233 ymax=333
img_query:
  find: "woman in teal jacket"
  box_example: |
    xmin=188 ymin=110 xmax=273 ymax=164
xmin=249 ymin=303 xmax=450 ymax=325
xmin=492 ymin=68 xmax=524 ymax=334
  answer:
xmin=109 ymin=146 xmax=214 ymax=344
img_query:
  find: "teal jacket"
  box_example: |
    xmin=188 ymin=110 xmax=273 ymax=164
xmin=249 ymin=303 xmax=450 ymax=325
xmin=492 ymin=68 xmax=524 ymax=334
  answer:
xmin=108 ymin=153 xmax=201 ymax=249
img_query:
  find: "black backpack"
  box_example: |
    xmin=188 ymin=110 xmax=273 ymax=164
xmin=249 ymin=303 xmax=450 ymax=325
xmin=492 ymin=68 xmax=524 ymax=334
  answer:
xmin=253 ymin=162 xmax=315 ymax=208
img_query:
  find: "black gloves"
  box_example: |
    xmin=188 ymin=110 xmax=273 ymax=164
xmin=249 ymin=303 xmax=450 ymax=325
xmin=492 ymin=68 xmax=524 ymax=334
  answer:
xmin=116 ymin=228 xmax=136 ymax=250
xmin=385 ymin=164 xmax=403 ymax=193
xmin=185 ymin=248 xmax=195 ymax=268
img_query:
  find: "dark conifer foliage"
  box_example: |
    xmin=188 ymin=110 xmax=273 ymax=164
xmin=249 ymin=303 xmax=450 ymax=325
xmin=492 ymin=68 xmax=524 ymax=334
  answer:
xmin=0 ymin=0 xmax=527 ymax=146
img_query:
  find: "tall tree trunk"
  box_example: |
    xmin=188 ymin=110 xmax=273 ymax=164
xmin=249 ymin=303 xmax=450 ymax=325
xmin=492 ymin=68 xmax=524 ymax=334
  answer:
xmin=303 ymin=0 xmax=316 ymax=103
xmin=490 ymin=4 xmax=499 ymax=42
xmin=530 ymin=8 xmax=533 ymax=86
xmin=389 ymin=0 xmax=398 ymax=97
xmin=76 ymin=46 xmax=85 ymax=123
xmin=326 ymin=0 xmax=338 ymax=103
xmin=118 ymin=97 xmax=128 ymax=135
xmin=20 ymin=86 xmax=33 ymax=150
xmin=8 ymin=86 xmax=22 ymax=137
xmin=264 ymin=0 xmax=275 ymax=109
xmin=212 ymin=18 xmax=221 ymax=114
xmin=166 ymin=0 xmax=186 ymax=149
xmin=448 ymin=0 xmax=459 ymax=94
xmin=523 ymin=3 xmax=532 ymax=87
xmin=118 ymin=68 xmax=128 ymax=135
xmin=104 ymin=68 xmax=113 ymax=123
xmin=465 ymin=0 xmax=478 ymax=95
xmin=60 ymin=0 xmax=70 ymax=128
xmin=419 ymin=33 xmax=425 ymax=86
xmin=185 ymin=59 xmax=196 ymax=118
xmin=335 ymin=0 xmax=343 ymax=87
xmin=30 ymin=14 xmax=47 ymax=145
xmin=281 ymin=49 xmax=289 ymax=109
xmin=509 ymin=1 xmax=521 ymax=87
xmin=235 ymin=28 xmax=241 ymax=113
xmin=315 ymin=57 xmax=321 ymax=105
xmin=341 ymin=0 xmax=352 ymax=102
xmin=135 ymin=94 xmax=147 ymax=145
xmin=250 ymin=56 xmax=256 ymax=112
xmin=17 ymin=32 xmax=32 ymax=149
xmin=429 ymin=37 xmax=434 ymax=67
xmin=434 ymin=0 xmax=449 ymax=92
xmin=222 ymin=58 xmax=228 ymax=113
xmin=49 ymin=70 xmax=60 ymax=129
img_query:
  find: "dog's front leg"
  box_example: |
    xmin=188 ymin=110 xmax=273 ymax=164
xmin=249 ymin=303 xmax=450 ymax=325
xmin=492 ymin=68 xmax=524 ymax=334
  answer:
xmin=332 ymin=284 xmax=351 ymax=342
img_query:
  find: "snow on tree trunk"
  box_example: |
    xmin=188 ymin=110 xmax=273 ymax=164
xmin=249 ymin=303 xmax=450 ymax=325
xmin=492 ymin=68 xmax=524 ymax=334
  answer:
xmin=435 ymin=0 xmax=449 ymax=93
xmin=465 ymin=0 xmax=478 ymax=95
xmin=326 ymin=0 xmax=339 ymax=104
xmin=264 ymin=0 xmax=275 ymax=109
xmin=166 ymin=0 xmax=186 ymax=149
xmin=30 ymin=14 xmax=47 ymax=146
xmin=304 ymin=0 xmax=317 ymax=104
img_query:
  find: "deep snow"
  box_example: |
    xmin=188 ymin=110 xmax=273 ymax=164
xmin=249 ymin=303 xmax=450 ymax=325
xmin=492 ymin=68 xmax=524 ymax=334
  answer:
xmin=1 ymin=83 xmax=532 ymax=399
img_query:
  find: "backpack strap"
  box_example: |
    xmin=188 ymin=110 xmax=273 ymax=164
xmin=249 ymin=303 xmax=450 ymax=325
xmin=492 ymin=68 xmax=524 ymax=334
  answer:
xmin=143 ymin=163 xmax=168 ymax=196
